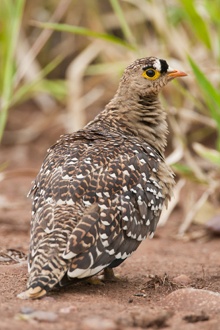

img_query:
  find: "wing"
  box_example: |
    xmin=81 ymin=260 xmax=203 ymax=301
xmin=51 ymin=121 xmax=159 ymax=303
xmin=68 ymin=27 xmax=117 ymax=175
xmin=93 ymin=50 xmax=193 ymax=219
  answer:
xmin=63 ymin=142 xmax=167 ymax=280
xmin=28 ymin=132 xmax=172 ymax=289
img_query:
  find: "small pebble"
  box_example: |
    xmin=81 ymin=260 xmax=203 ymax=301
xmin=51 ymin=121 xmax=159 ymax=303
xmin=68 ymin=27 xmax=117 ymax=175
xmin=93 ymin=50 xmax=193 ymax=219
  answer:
xmin=20 ymin=306 xmax=34 ymax=314
xmin=173 ymin=274 xmax=192 ymax=286
xmin=16 ymin=307 xmax=58 ymax=322
xmin=133 ymin=293 xmax=146 ymax=297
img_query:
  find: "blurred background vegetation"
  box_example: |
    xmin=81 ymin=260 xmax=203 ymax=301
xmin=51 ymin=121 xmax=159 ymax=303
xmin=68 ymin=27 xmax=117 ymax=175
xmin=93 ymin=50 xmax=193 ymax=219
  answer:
xmin=0 ymin=0 xmax=220 ymax=236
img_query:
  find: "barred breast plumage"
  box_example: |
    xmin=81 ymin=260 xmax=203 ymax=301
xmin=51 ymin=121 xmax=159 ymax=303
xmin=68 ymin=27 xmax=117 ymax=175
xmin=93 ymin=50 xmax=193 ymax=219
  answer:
xmin=19 ymin=57 xmax=187 ymax=299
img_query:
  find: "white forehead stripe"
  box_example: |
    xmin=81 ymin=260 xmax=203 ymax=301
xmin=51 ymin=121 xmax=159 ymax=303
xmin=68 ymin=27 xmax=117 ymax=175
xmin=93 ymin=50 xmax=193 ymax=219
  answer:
xmin=154 ymin=59 xmax=161 ymax=71
xmin=167 ymin=65 xmax=175 ymax=72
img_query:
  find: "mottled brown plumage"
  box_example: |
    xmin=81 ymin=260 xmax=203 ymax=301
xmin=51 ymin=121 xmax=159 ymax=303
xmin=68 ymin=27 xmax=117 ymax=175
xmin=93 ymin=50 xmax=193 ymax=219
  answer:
xmin=18 ymin=57 xmax=187 ymax=299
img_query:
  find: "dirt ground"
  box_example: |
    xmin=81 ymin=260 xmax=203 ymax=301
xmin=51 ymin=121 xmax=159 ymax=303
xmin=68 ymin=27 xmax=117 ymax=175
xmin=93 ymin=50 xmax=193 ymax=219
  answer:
xmin=1 ymin=108 xmax=220 ymax=330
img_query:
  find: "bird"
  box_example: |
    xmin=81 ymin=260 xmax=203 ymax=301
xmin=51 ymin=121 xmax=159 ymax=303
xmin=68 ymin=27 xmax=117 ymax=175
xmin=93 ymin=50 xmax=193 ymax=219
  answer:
xmin=18 ymin=57 xmax=187 ymax=299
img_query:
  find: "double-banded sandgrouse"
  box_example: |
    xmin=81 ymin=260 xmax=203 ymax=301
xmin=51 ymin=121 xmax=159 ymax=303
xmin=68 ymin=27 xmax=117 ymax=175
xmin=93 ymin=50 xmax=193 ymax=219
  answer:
xmin=19 ymin=57 xmax=187 ymax=299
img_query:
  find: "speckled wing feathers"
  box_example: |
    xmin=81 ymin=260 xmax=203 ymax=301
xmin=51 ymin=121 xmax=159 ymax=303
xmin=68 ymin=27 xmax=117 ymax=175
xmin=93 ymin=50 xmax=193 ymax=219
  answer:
xmin=27 ymin=130 xmax=169 ymax=291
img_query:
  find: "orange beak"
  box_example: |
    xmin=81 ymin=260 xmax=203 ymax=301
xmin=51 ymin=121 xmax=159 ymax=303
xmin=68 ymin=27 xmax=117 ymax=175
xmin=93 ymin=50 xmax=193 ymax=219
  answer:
xmin=167 ymin=69 xmax=187 ymax=79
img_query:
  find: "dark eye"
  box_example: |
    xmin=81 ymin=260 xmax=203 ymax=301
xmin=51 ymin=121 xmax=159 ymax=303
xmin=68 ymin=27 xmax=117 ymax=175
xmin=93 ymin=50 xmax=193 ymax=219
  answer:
xmin=142 ymin=67 xmax=160 ymax=80
xmin=146 ymin=69 xmax=156 ymax=77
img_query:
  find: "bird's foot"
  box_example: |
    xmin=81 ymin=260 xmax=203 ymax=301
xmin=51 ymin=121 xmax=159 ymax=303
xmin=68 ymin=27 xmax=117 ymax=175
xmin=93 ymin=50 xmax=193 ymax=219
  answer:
xmin=102 ymin=267 xmax=126 ymax=282
xmin=85 ymin=277 xmax=105 ymax=285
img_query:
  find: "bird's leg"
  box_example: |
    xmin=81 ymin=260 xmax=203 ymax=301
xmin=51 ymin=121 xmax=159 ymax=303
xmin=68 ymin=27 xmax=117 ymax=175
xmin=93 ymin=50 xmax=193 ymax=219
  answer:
xmin=85 ymin=268 xmax=120 ymax=285
xmin=103 ymin=267 xmax=125 ymax=282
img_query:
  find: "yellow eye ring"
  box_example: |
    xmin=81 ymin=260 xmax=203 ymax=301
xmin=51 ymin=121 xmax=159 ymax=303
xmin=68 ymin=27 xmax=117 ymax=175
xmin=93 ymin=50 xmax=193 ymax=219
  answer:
xmin=142 ymin=68 xmax=161 ymax=80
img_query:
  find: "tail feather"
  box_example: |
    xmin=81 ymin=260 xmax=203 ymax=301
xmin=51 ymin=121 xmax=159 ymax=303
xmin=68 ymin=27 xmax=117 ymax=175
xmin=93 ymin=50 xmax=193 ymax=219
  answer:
xmin=17 ymin=286 xmax=47 ymax=300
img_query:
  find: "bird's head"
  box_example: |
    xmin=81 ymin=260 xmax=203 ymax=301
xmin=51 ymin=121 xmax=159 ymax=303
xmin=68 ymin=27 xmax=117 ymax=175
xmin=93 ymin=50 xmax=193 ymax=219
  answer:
xmin=120 ymin=57 xmax=187 ymax=97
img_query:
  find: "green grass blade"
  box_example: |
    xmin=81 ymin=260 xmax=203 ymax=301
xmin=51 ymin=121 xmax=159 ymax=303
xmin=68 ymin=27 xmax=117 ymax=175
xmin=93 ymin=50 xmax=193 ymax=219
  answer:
xmin=179 ymin=0 xmax=211 ymax=49
xmin=193 ymin=143 xmax=220 ymax=167
xmin=172 ymin=163 xmax=207 ymax=183
xmin=32 ymin=22 xmax=136 ymax=50
xmin=38 ymin=80 xmax=67 ymax=102
xmin=0 ymin=0 xmax=25 ymax=141
xmin=188 ymin=56 xmax=220 ymax=113
xmin=109 ymin=0 xmax=135 ymax=44
xmin=11 ymin=56 xmax=63 ymax=106
xmin=188 ymin=55 xmax=220 ymax=149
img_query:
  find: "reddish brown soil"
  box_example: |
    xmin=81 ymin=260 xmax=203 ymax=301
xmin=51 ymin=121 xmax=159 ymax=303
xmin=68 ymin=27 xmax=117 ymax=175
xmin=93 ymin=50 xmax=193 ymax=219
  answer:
xmin=1 ymin=111 xmax=220 ymax=330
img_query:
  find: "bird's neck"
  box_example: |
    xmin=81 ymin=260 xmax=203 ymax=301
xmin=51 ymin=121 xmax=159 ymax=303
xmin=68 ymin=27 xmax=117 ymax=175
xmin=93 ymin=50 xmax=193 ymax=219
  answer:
xmin=87 ymin=93 xmax=168 ymax=155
